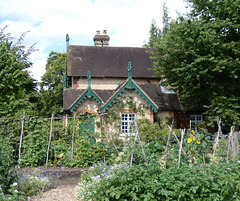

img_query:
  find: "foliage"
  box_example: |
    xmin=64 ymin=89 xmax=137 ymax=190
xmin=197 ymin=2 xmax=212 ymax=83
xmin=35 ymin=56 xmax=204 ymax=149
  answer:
xmin=0 ymin=133 xmax=17 ymax=193
xmin=137 ymin=119 xmax=170 ymax=143
xmin=150 ymin=0 xmax=240 ymax=125
xmin=0 ymin=182 xmax=25 ymax=201
xmin=0 ymin=27 xmax=37 ymax=117
xmin=144 ymin=2 xmax=171 ymax=48
xmin=104 ymin=96 xmax=147 ymax=136
xmin=144 ymin=19 xmax=161 ymax=48
xmin=38 ymin=51 xmax=66 ymax=117
xmin=77 ymin=162 xmax=129 ymax=201
xmin=20 ymin=117 xmax=50 ymax=167
xmin=17 ymin=168 xmax=61 ymax=197
xmin=77 ymin=161 xmax=240 ymax=201
xmin=61 ymin=116 xmax=114 ymax=167
xmin=185 ymin=129 xmax=210 ymax=165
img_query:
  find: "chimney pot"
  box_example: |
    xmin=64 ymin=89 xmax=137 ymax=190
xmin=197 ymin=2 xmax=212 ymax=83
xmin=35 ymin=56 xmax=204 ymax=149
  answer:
xmin=93 ymin=30 xmax=110 ymax=46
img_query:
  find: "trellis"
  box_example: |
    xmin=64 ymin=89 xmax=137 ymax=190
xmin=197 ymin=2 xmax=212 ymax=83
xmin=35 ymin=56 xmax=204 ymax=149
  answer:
xmin=0 ymin=114 xmax=239 ymax=169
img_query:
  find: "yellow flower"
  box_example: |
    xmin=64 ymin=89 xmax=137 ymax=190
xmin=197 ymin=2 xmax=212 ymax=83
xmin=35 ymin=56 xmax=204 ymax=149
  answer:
xmin=197 ymin=141 xmax=201 ymax=144
xmin=187 ymin=138 xmax=193 ymax=143
xmin=191 ymin=130 xmax=195 ymax=134
xmin=193 ymin=137 xmax=196 ymax=141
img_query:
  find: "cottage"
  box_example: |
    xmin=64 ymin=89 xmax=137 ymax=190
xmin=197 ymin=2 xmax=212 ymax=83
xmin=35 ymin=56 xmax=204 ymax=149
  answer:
xmin=63 ymin=30 xmax=182 ymax=136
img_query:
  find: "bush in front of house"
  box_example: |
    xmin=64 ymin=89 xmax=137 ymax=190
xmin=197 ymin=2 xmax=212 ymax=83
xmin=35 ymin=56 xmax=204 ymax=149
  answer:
xmin=76 ymin=160 xmax=240 ymax=201
xmin=17 ymin=167 xmax=61 ymax=197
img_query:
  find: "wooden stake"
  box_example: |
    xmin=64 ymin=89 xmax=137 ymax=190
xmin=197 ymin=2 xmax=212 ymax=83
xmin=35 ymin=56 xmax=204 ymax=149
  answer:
xmin=227 ymin=126 xmax=233 ymax=163
xmin=165 ymin=120 xmax=173 ymax=169
xmin=46 ymin=114 xmax=54 ymax=168
xmin=72 ymin=111 xmax=76 ymax=160
xmin=178 ymin=129 xmax=185 ymax=168
xmin=53 ymin=117 xmax=56 ymax=162
xmin=108 ymin=131 xmax=119 ymax=156
xmin=213 ymin=117 xmax=222 ymax=157
xmin=169 ymin=126 xmax=188 ymax=156
xmin=130 ymin=123 xmax=138 ymax=167
xmin=18 ymin=112 xmax=25 ymax=168
xmin=135 ymin=122 xmax=147 ymax=162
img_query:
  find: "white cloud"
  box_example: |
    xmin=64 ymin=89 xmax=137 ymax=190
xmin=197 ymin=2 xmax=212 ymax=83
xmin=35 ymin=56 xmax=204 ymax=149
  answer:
xmin=0 ymin=0 xmax=188 ymax=82
xmin=28 ymin=58 xmax=47 ymax=82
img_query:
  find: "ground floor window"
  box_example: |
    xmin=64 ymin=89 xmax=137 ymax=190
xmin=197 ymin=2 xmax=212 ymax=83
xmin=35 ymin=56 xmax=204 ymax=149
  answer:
xmin=121 ymin=113 xmax=136 ymax=135
xmin=190 ymin=115 xmax=203 ymax=131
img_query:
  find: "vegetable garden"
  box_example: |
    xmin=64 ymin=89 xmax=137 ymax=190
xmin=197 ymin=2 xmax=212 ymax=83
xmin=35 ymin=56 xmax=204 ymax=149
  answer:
xmin=0 ymin=114 xmax=240 ymax=200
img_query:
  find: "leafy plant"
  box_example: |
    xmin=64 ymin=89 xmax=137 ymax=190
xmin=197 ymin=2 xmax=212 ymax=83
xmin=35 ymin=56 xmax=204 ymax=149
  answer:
xmin=17 ymin=168 xmax=61 ymax=197
xmin=0 ymin=27 xmax=37 ymax=117
xmin=0 ymin=132 xmax=17 ymax=193
xmin=20 ymin=117 xmax=49 ymax=167
xmin=77 ymin=161 xmax=240 ymax=201
xmin=185 ymin=129 xmax=210 ymax=165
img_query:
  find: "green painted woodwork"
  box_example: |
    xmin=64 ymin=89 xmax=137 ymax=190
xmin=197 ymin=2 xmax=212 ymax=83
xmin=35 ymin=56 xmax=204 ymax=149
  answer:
xmin=80 ymin=113 xmax=95 ymax=143
xmin=69 ymin=71 xmax=102 ymax=112
xmin=68 ymin=62 xmax=158 ymax=114
xmin=128 ymin=61 xmax=132 ymax=80
xmin=63 ymin=73 xmax=67 ymax=89
xmin=66 ymin=34 xmax=70 ymax=47
xmin=69 ymin=88 xmax=103 ymax=113
xmin=65 ymin=34 xmax=70 ymax=89
xmin=102 ymin=61 xmax=159 ymax=113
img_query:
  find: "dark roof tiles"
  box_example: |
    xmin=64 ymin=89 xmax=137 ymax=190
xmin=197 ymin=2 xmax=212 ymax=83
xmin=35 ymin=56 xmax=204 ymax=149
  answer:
xmin=63 ymin=83 xmax=181 ymax=112
xmin=139 ymin=84 xmax=181 ymax=111
xmin=67 ymin=46 xmax=156 ymax=78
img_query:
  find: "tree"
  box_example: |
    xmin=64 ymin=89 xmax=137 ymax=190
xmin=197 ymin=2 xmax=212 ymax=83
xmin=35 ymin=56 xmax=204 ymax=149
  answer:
xmin=144 ymin=19 xmax=161 ymax=48
xmin=0 ymin=27 xmax=37 ymax=117
xmin=152 ymin=0 xmax=240 ymax=125
xmin=38 ymin=51 xmax=66 ymax=117
xmin=144 ymin=2 xmax=171 ymax=48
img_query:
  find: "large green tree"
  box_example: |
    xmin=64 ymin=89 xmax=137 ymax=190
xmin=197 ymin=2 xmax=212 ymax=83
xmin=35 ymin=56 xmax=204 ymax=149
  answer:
xmin=0 ymin=27 xmax=37 ymax=117
xmin=144 ymin=2 xmax=170 ymax=48
xmin=152 ymin=0 xmax=240 ymax=125
xmin=38 ymin=51 xmax=66 ymax=117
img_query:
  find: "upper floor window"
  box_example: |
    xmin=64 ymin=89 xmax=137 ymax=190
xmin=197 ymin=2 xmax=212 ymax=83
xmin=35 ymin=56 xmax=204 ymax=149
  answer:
xmin=121 ymin=113 xmax=136 ymax=136
xmin=160 ymin=86 xmax=176 ymax=94
xmin=190 ymin=115 xmax=203 ymax=131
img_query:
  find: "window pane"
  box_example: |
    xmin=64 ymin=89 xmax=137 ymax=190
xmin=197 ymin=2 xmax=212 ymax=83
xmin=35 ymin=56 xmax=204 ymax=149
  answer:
xmin=190 ymin=115 xmax=203 ymax=131
xmin=121 ymin=113 xmax=136 ymax=135
xmin=190 ymin=116 xmax=195 ymax=121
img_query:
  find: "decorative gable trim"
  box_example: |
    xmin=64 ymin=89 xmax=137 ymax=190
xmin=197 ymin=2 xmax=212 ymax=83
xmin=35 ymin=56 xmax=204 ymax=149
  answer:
xmin=69 ymin=71 xmax=103 ymax=113
xmin=69 ymin=88 xmax=103 ymax=113
xmin=101 ymin=61 xmax=159 ymax=113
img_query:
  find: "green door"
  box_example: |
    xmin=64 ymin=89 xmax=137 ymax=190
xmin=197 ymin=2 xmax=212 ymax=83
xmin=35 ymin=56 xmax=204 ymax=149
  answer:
xmin=79 ymin=113 xmax=95 ymax=143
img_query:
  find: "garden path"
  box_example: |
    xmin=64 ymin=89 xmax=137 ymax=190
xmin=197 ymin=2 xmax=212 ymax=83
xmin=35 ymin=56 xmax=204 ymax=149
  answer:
xmin=28 ymin=167 xmax=83 ymax=201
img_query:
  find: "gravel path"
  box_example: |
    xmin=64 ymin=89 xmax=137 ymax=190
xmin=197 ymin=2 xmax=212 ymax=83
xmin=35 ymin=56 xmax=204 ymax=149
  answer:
xmin=27 ymin=167 xmax=83 ymax=201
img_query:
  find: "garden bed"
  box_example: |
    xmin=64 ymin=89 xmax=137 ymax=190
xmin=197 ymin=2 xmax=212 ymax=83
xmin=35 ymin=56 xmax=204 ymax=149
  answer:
xmin=21 ymin=166 xmax=85 ymax=201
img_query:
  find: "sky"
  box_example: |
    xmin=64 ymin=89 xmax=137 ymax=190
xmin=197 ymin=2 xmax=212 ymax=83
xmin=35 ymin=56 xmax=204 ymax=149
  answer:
xmin=0 ymin=0 xmax=189 ymax=82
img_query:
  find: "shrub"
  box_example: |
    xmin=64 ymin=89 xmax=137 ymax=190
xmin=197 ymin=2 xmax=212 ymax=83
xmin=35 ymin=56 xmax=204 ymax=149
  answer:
xmin=0 ymin=134 xmax=17 ymax=193
xmin=17 ymin=168 xmax=61 ymax=196
xmin=76 ymin=162 xmax=129 ymax=201
xmin=76 ymin=161 xmax=240 ymax=201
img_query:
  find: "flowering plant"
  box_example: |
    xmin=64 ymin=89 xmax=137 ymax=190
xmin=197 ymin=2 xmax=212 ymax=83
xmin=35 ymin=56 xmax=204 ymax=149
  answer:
xmin=185 ymin=129 xmax=209 ymax=165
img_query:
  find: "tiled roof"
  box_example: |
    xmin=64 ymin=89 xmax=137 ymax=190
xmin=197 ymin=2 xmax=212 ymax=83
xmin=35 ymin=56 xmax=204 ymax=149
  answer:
xmin=63 ymin=88 xmax=117 ymax=111
xmin=63 ymin=89 xmax=85 ymax=110
xmin=139 ymin=84 xmax=181 ymax=111
xmin=63 ymin=83 xmax=181 ymax=112
xmin=67 ymin=46 xmax=156 ymax=78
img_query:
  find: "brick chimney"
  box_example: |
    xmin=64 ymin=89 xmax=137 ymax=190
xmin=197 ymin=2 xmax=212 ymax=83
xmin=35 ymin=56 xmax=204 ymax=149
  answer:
xmin=93 ymin=30 xmax=110 ymax=46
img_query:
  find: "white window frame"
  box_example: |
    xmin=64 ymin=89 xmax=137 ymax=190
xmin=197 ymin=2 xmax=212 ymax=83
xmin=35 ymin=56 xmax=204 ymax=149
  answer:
xmin=190 ymin=115 xmax=203 ymax=131
xmin=120 ymin=113 xmax=136 ymax=136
